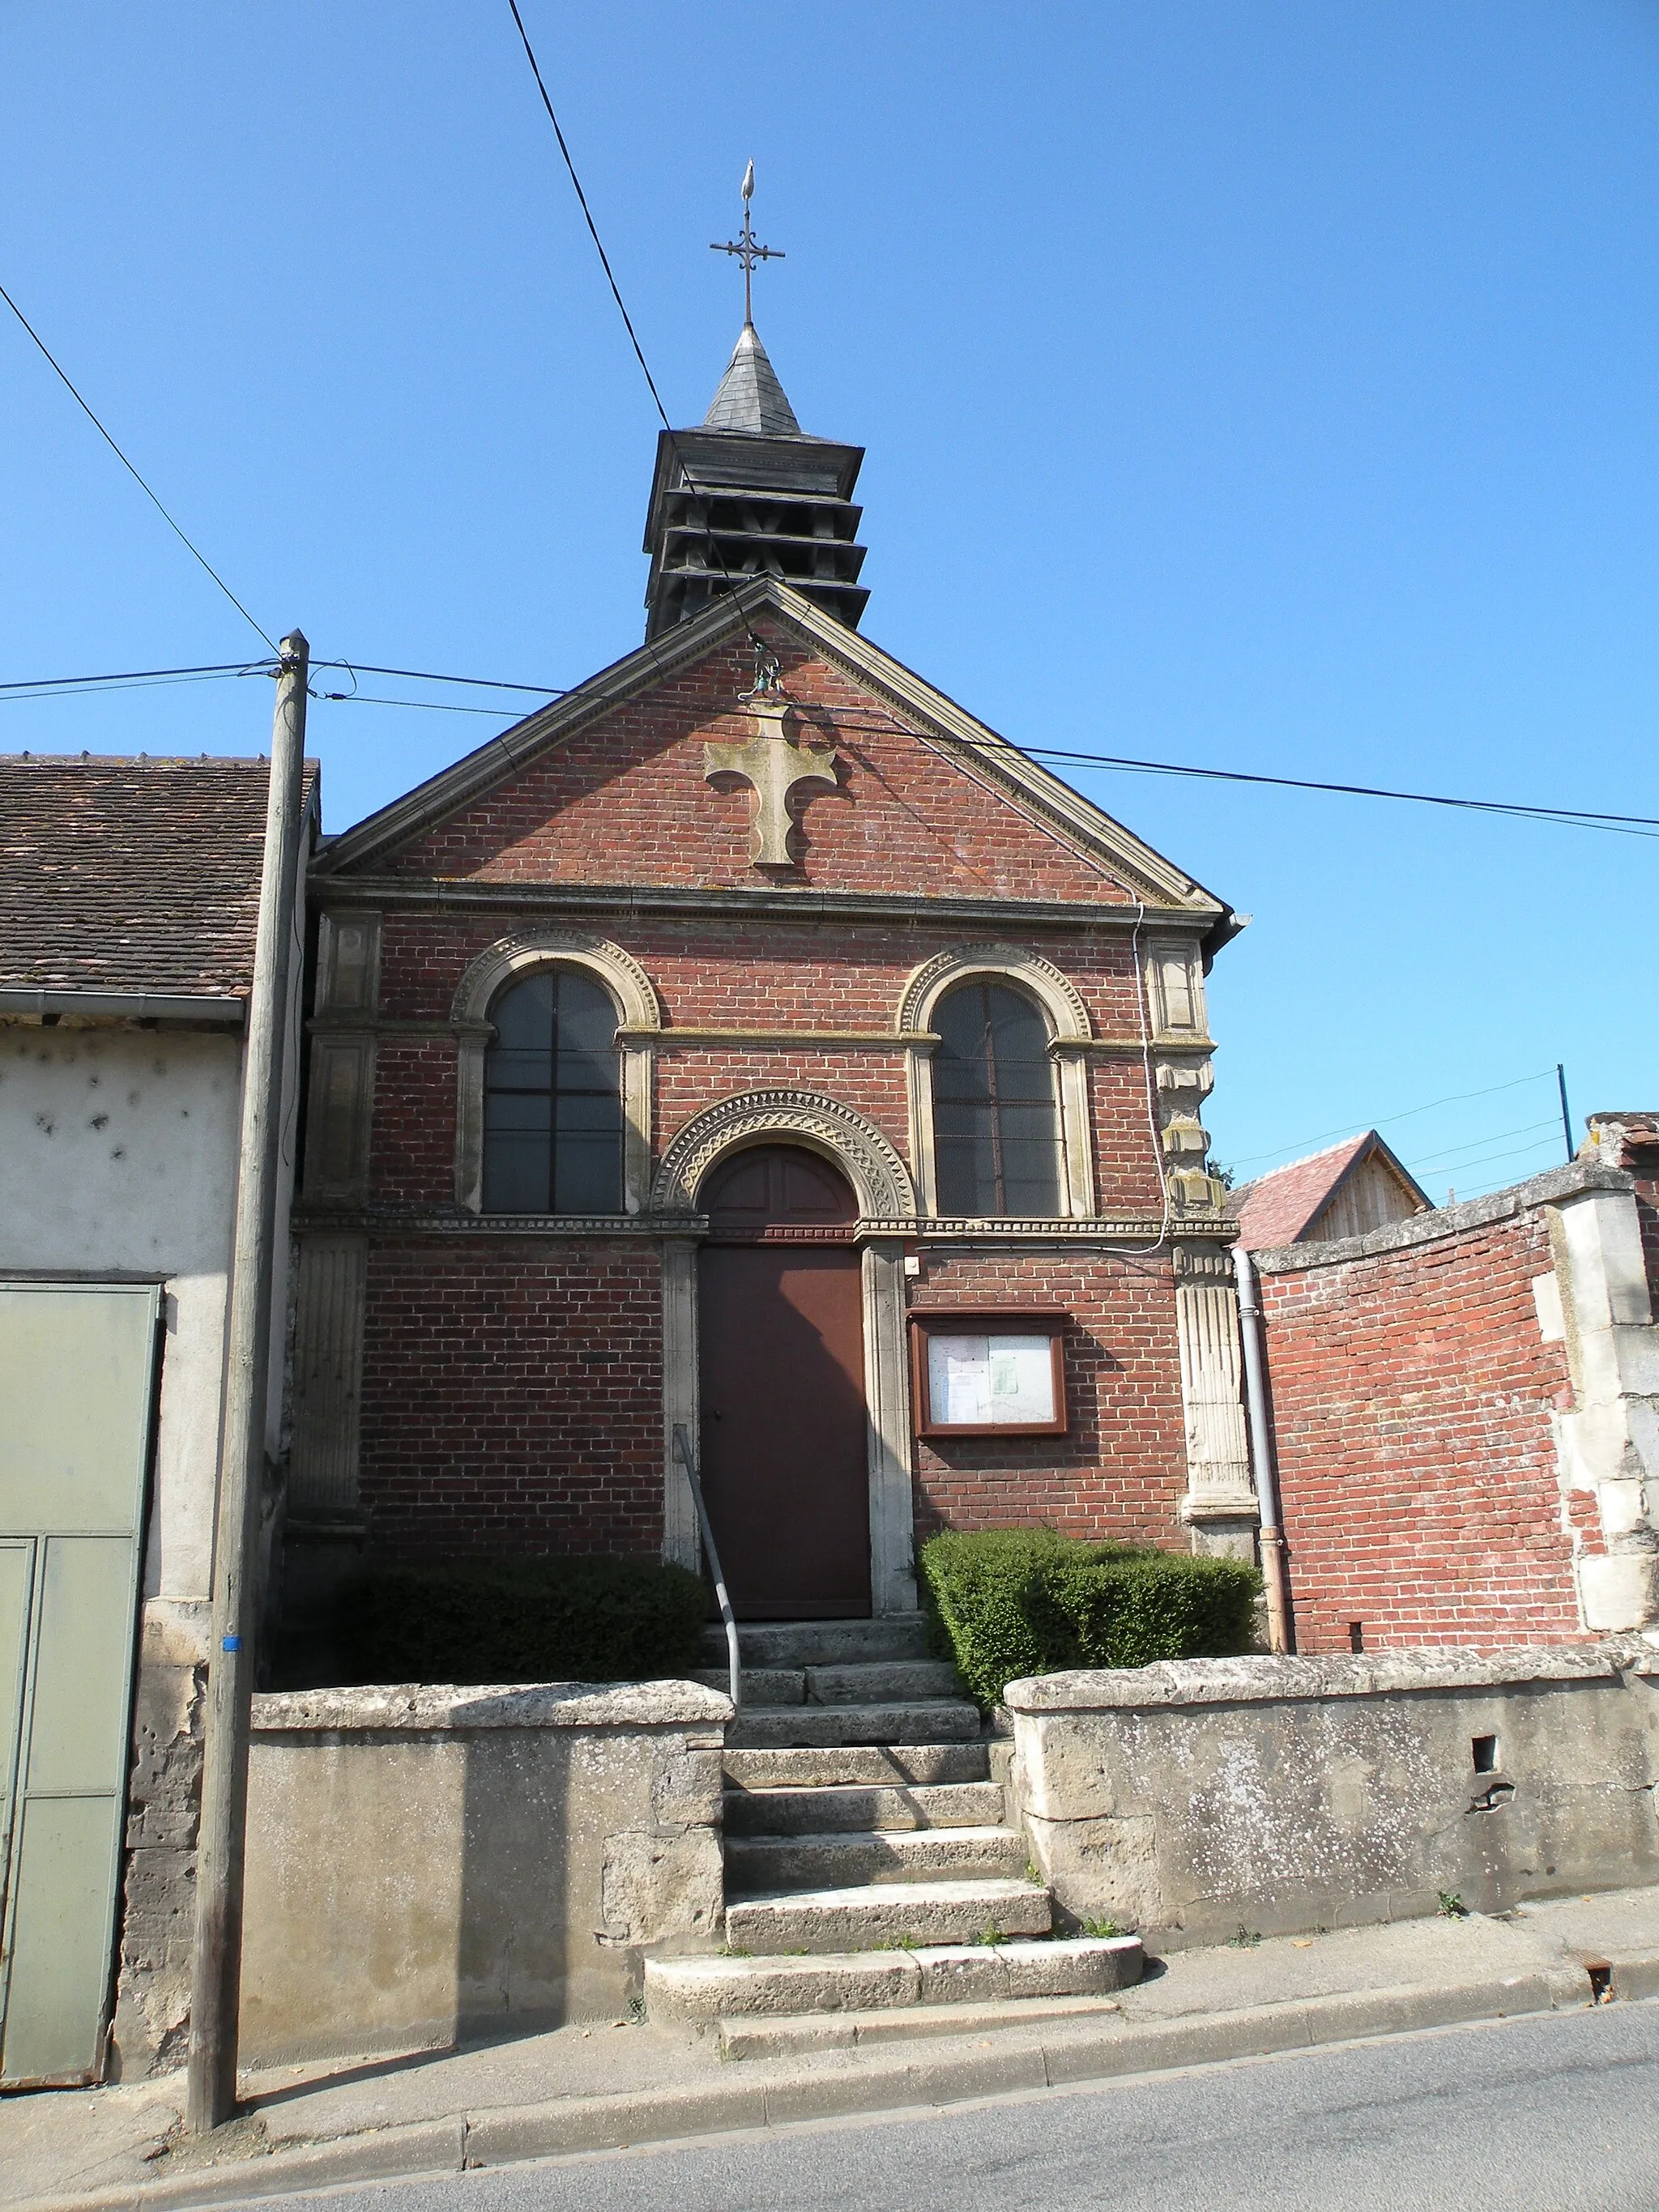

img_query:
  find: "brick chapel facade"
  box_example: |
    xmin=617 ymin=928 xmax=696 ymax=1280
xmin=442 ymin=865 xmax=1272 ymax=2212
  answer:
xmin=281 ymin=319 xmax=1256 ymax=1630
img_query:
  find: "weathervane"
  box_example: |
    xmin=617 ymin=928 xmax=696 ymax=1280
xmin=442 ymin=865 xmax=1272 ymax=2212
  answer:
xmin=710 ymin=160 xmax=783 ymax=328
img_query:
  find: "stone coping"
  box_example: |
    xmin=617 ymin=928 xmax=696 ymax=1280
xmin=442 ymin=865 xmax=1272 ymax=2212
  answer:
xmin=251 ymin=1678 xmax=734 ymax=1734
xmin=1250 ymin=1159 xmax=1631 ymax=1275
xmin=1001 ymin=1644 xmax=1649 ymax=1714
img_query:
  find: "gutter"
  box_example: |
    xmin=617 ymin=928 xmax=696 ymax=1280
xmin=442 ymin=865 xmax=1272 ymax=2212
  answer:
xmin=1233 ymin=1242 xmax=1293 ymax=1653
xmin=0 ymin=987 xmax=246 ymax=1026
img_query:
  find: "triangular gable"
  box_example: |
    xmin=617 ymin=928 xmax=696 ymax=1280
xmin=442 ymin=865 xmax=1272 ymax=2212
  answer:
xmin=317 ymin=579 xmax=1235 ymax=931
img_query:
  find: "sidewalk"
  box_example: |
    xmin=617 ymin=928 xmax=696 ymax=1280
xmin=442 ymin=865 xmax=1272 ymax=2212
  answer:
xmin=9 ymin=1887 xmax=1659 ymax=2212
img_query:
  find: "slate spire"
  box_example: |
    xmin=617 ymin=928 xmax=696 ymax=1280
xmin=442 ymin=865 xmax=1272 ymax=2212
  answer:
xmin=702 ymin=322 xmax=801 ymax=437
xmin=642 ymin=169 xmax=870 ymax=640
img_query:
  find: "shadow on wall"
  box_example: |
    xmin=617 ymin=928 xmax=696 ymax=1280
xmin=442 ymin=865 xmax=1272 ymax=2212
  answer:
xmin=236 ymin=1682 xmax=727 ymax=2067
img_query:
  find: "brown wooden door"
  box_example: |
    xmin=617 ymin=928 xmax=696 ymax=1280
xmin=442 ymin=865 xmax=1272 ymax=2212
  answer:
xmin=697 ymin=1147 xmax=870 ymax=1618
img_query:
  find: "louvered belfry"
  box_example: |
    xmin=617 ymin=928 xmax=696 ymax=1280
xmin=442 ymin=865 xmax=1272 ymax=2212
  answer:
xmin=642 ymin=321 xmax=870 ymax=640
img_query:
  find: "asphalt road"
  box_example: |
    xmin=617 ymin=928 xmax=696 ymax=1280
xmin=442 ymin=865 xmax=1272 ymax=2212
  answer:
xmin=259 ymin=2002 xmax=1659 ymax=2212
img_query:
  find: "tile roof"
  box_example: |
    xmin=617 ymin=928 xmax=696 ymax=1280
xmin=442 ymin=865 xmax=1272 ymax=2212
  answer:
xmin=1 ymin=755 xmax=312 ymax=999
xmin=1227 ymin=1132 xmax=1376 ymax=1250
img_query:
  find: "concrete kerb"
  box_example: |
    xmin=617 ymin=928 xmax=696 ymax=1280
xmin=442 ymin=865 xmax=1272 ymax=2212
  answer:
xmin=8 ymin=1957 xmax=1617 ymax=2212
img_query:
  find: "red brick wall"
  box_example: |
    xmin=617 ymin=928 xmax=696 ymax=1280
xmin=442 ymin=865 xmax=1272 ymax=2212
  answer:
xmin=318 ymin=614 xmax=1205 ymax=1574
xmin=909 ymin=1251 xmax=1188 ymax=1549
xmin=381 ymin=625 xmax=1140 ymax=907
xmin=358 ymin=1238 xmax=663 ymax=1561
xmin=1257 ymin=1207 xmax=1582 ymax=1652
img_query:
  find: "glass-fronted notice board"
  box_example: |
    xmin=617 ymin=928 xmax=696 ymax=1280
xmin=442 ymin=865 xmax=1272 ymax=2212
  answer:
xmin=909 ymin=1311 xmax=1068 ymax=1437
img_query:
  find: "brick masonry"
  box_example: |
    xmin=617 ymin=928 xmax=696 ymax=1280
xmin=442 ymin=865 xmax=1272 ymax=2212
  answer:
xmin=296 ymin=604 xmax=1222 ymax=1582
xmin=1256 ymin=1205 xmax=1584 ymax=1652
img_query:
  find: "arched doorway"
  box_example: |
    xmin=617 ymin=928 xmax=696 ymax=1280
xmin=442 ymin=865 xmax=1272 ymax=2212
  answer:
xmin=697 ymin=1144 xmax=870 ymax=1617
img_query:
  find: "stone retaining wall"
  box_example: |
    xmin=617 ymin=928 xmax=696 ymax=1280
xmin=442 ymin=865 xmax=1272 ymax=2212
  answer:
xmin=1005 ymin=1647 xmax=1659 ymax=1947
xmin=239 ymin=1679 xmax=731 ymax=2065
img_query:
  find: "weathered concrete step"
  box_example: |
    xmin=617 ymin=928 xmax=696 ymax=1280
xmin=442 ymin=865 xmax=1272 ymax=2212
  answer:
xmin=719 ymin=1992 xmax=1127 ymax=2060
xmin=723 ymin=1780 xmax=1006 ymax=1835
xmin=724 ymin=1744 xmax=990 ymax=1789
xmin=646 ymin=1934 xmax=1141 ymax=2022
xmin=691 ymin=1669 xmax=805 ymax=1707
xmin=701 ymin=1617 xmax=932 ymax=1669
xmin=690 ymin=1660 xmax=962 ymax=1709
xmin=725 ymin=1876 xmax=1051 ymax=1954
xmin=725 ymin=1702 xmax=983 ymax=1750
xmin=727 ymin=1826 xmax=1028 ymax=1893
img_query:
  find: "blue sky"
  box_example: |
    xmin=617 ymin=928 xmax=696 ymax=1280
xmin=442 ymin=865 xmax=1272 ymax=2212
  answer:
xmin=2 ymin=3 xmax=1654 ymax=1196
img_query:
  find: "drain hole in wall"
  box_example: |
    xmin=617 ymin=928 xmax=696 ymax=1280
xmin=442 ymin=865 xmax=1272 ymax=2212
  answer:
xmin=1589 ymin=1963 xmax=1612 ymax=2004
xmin=1472 ymin=1734 xmax=1499 ymax=1774
xmin=1348 ymin=1622 xmax=1364 ymax=1653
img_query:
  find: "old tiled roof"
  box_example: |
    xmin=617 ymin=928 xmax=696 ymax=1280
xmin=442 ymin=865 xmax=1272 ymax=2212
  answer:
xmin=1227 ymin=1133 xmax=1377 ymax=1250
xmin=0 ymin=755 xmax=311 ymax=998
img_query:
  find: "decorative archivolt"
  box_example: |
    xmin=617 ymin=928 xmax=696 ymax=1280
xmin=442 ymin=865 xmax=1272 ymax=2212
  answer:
xmin=895 ymin=943 xmax=1093 ymax=1042
xmin=450 ymin=927 xmax=661 ymax=1032
xmin=650 ymin=1089 xmax=917 ymax=1221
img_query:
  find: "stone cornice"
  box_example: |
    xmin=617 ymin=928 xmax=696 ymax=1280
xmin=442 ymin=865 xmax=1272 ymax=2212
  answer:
xmin=292 ymin=1201 xmax=1230 ymax=1246
xmin=308 ymin=875 xmax=1218 ymax=939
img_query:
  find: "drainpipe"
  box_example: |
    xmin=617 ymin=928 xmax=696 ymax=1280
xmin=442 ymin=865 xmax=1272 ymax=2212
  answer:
xmin=1233 ymin=1243 xmax=1292 ymax=1654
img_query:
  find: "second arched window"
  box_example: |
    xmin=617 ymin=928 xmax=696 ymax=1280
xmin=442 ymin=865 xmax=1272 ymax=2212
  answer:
xmin=932 ymin=978 xmax=1061 ymax=1217
xmin=483 ymin=969 xmax=624 ymax=1213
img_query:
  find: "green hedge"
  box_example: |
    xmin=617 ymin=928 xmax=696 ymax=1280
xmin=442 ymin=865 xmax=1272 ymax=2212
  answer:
xmin=919 ymin=1527 xmax=1261 ymax=1707
xmin=335 ymin=1554 xmax=708 ymax=1686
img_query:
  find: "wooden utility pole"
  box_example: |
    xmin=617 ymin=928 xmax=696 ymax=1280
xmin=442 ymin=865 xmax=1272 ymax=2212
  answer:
xmin=186 ymin=632 xmax=309 ymax=2133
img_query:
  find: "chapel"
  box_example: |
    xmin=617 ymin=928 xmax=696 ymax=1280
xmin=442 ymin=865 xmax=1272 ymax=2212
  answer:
xmin=282 ymin=273 xmax=1253 ymax=1635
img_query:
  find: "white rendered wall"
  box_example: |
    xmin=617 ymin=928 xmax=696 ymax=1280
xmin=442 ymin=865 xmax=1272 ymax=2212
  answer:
xmin=0 ymin=1025 xmax=242 ymax=1606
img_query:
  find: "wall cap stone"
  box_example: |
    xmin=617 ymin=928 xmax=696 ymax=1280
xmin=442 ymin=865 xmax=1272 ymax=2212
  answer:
xmin=1002 ymin=1643 xmax=1636 ymax=1712
xmin=250 ymin=1679 xmax=734 ymax=1733
xmin=1251 ymin=1161 xmax=1634 ymax=1276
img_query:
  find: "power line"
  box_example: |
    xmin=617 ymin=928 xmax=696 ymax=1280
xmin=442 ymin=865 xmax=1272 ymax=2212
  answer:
xmin=502 ymin=2 xmax=776 ymax=671
xmin=0 ymin=660 xmax=272 ymax=694
xmin=0 ymin=281 xmax=278 ymax=655
xmin=1401 ymin=1116 xmax=1563 ymax=1174
xmin=1228 ymin=1068 xmax=1559 ymax=1171
xmin=313 ymin=661 xmax=566 ymax=696
xmin=795 ymin=711 xmax=1659 ymax=837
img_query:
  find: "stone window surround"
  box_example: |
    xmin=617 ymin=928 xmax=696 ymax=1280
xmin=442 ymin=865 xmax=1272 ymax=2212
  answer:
xmin=896 ymin=944 xmax=1098 ymax=1221
xmin=450 ymin=929 xmax=660 ymax=1217
xmin=651 ymin=1089 xmax=921 ymax=1618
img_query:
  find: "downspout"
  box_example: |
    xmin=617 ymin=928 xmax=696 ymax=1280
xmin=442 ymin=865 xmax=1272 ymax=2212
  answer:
xmin=1233 ymin=1243 xmax=1293 ymax=1654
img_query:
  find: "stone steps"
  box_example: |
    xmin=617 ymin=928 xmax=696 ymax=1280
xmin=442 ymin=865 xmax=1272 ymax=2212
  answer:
xmin=718 ymin=1991 xmax=1128 ymax=2060
xmin=650 ymin=1617 xmax=1143 ymax=2052
xmin=692 ymin=1660 xmax=962 ymax=1709
xmin=726 ymin=1701 xmax=982 ymax=1750
xmin=726 ymin=1825 xmax=1029 ymax=1893
xmin=723 ymin=1743 xmax=990 ymax=1789
xmin=723 ymin=1780 xmax=1007 ymax=1835
xmin=724 ymin=1874 xmax=1052 ymax=1954
xmin=701 ymin=1617 xmax=931 ymax=1669
xmin=645 ymin=1934 xmax=1143 ymax=2023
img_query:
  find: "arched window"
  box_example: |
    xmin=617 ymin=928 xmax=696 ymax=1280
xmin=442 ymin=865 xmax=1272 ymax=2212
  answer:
xmin=932 ymin=979 xmax=1060 ymax=1217
xmin=483 ymin=970 xmax=623 ymax=1213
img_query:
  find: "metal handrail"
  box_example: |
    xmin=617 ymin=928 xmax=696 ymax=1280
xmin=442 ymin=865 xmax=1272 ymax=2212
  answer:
xmin=673 ymin=1424 xmax=741 ymax=1711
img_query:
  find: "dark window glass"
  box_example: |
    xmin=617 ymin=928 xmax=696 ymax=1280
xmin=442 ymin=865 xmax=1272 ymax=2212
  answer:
xmin=483 ymin=970 xmax=623 ymax=1213
xmin=932 ymin=980 xmax=1060 ymax=1217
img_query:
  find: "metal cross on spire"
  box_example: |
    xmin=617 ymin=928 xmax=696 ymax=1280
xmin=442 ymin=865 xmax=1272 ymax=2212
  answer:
xmin=710 ymin=159 xmax=784 ymax=328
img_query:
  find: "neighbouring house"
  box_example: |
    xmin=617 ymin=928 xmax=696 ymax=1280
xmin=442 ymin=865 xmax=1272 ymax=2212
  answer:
xmin=1228 ymin=1130 xmax=1431 ymax=1249
xmin=0 ymin=755 xmax=314 ymax=2086
xmin=279 ymin=310 xmax=1256 ymax=1663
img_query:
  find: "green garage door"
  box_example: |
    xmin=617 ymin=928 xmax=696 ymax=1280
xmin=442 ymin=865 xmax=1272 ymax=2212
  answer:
xmin=0 ymin=1283 xmax=159 ymax=2086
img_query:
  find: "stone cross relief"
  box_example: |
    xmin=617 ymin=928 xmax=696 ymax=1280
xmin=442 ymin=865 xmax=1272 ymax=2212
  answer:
xmin=703 ymin=691 xmax=841 ymax=870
